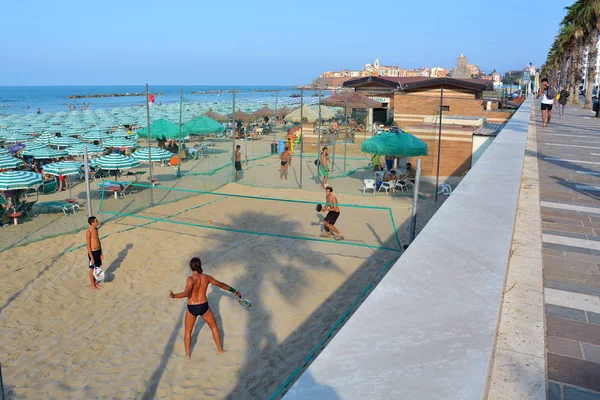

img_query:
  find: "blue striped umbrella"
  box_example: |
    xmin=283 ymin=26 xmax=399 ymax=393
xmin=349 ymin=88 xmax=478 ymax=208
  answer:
xmin=110 ymin=130 xmax=131 ymax=138
xmin=4 ymin=134 xmax=31 ymax=143
xmin=66 ymin=143 xmax=106 ymax=156
xmin=0 ymin=155 xmax=25 ymax=170
xmin=131 ymin=147 xmax=174 ymax=162
xmin=0 ymin=171 xmax=43 ymax=190
xmin=36 ymin=133 xmax=55 ymax=144
xmin=50 ymin=136 xmax=82 ymax=148
xmin=91 ymin=154 xmax=139 ymax=170
xmin=82 ymin=132 xmax=110 ymax=141
xmin=22 ymin=142 xmax=48 ymax=151
xmin=42 ymin=161 xmax=83 ymax=176
xmin=102 ymin=138 xmax=139 ymax=148
xmin=23 ymin=148 xmax=68 ymax=159
xmin=0 ymin=148 xmax=9 ymax=156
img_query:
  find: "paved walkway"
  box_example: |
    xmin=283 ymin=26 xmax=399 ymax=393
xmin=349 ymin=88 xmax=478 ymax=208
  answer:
xmin=535 ymin=102 xmax=600 ymax=399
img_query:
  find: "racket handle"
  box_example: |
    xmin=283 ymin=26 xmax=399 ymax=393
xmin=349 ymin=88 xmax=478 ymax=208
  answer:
xmin=229 ymin=287 xmax=237 ymax=294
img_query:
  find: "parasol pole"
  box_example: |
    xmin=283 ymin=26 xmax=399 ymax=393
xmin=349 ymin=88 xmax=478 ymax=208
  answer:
xmin=343 ymin=92 xmax=348 ymax=172
xmin=435 ymin=87 xmax=444 ymax=202
xmin=231 ymin=90 xmax=236 ymax=181
xmin=299 ymin=89 xmax=304 ymax=189
xmin=317 ymin=93 xmax=322 ymax=182
xmin=145 ymin=83 xmax=154 ymax=207
xmin=409 ymin=158 xmax=422 ymax=243
xmin=274 ymin=90 xmax=278 ymax=143
xmin=83 ymin=147 xmax=92 ymax=217
xmin=177 ymin=88 xmax=182 ymax=177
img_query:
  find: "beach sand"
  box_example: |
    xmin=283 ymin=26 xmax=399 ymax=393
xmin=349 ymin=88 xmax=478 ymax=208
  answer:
xmin=0 ymin=181 xmax=433 ymax=400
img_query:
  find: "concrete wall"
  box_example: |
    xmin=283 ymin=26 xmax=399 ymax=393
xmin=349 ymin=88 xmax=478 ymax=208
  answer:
xmin=282 ymin=97 xmax=532 ymax=400
xmin=472 ymin=135 xmax=495 ymax=167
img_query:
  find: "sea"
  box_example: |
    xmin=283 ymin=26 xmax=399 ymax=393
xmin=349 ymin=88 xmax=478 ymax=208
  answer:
xmin=0 ymin=85 xmax=325 ymax=116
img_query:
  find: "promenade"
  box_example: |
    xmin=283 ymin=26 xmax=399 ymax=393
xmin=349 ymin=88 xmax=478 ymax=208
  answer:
xmin=535 ymin=103 xmax=600 ymax=399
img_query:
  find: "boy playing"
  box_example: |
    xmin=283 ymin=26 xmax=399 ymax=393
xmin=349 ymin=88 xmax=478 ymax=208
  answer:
xmin=86 ymin=216 xmax=103 ymax=290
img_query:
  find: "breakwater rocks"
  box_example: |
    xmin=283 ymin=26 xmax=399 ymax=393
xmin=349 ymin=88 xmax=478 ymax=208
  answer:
xmin=192 ymin=90 xmax=242 ymax=94
xmin=67 ymin=93 xmax=164 ymax=99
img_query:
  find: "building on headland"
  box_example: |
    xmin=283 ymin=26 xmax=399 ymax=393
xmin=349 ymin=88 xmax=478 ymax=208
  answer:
xmin=430 ymin=67 xmax=449 ymax=78
xmin=342 ymin=76 xmax=514 ymax=176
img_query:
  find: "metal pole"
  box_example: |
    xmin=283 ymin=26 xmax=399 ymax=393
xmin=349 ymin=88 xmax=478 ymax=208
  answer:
xmin=343 ymin=93 xmax=348 ymax=172
xmin=231 ymin=90 xmax=236 ymax=181
xmin=274 ymin=91 xmax=278 ymax=143
xmin=177 ymin=88 xmax=183 ymax=177
xmin=409 ymin=158 xmax=422 ymax=243
xmin=317 ymin=94 xmax=322 ymax=182
xmin=299 ymin=89 xmax=304 ymax=188
xmin=0 ymin=362 xmax=5 ymax=400
xmin=145 ymin=83 xmax=154 ymax=207
xmin=83 ymin=147 xmax=92 ymax=217
xmin=434 ymin=87 xmax=444 ymax=202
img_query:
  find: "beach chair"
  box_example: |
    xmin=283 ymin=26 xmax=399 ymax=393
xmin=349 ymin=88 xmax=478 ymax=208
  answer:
xmin=39 ymin=179 xmax=57 ymax=194
xmin=39 ymin=201 xmax=72 ymax=216
xmin=15 ymin=200 xmax=37 ymax=217
xmin=363 ymin=179 xmax=376 ymax=195
xmin=378 ymin=180 xmax=397 ymax=195
xmin=394 ymin=180 xmax=408 ymax=193
xmin=118 ymin=181 xmax=134 ymax=198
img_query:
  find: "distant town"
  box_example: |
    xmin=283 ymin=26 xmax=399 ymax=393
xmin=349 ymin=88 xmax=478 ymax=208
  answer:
xmin=308 ymin=54 xmax=538 ymax=89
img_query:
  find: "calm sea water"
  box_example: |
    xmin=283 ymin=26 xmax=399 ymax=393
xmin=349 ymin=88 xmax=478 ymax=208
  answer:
xmin=0 ymin=85 xmax=324 ymax=116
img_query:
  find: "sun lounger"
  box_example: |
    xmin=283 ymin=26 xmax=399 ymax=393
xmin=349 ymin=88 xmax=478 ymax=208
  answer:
xmin=39 ymin=179 xmax=57 ymax=194
xmin=38 ymin=201 xmax=73 ymax=216
xmin=15 ymin=200 xmax=37 ymax=217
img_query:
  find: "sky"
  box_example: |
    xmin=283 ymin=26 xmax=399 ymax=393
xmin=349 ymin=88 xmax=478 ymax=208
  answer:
xmin=0 ymin=0 xmax=573 ymax=86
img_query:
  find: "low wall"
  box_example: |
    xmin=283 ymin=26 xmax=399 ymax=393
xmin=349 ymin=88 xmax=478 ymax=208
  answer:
xmin=282 ymin=97 xmax=533 ymax=399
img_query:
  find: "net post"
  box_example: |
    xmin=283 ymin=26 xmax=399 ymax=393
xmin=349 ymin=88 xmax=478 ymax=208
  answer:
xmin=83 ymin=146 xmax=92 ymax=217
xmin=0 ymin=362 xmax=5 ymax=400
xmin=145 ymin=83 xmax=154 ymax=207
xmin=231 ymin=90 xmax=236 ymax=182
xmin=299 ymin=89 xmax=304 ymax=189
xmin=409 ymin=158 xmax=422 ymax=243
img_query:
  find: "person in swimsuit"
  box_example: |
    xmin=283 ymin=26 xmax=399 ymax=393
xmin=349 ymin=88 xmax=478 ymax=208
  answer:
xmin=280 ymin=146 xmax=291 ymax=180
xmin=169 ymin=257 xmax=242 ymax=358
xmin=234 ymin=145 xmax=242 ymax=181
xmin=86 ymin=216 xmax=103 ymax=291
xmin=320 ymin=147 xmax=330 ymax=188
xmin=319 ymin=186 xmax=344 ymax=240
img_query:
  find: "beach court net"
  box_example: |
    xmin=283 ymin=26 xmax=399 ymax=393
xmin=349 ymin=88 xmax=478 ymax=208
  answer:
xmin=98 ymin=183 xmax=403 ymax=253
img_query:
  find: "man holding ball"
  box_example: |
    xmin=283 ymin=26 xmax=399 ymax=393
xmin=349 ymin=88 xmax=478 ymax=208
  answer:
xmin=318 ymin=186 xmax=344 ymax=241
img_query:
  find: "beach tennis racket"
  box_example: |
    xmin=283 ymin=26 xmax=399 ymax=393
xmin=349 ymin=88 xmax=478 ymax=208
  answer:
xmin=238 ymin=296 xmax=252 ymax=309
xmin=93 ymin=266 xmax=105 ymax=283
xmin=315 ymin=204 xmax=323 ymax=212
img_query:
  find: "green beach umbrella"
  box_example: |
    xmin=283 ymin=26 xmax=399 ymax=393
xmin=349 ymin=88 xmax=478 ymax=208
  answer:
xmin=0 ymin=148 xmax=9 ymax=156
xmin=35 ymin=133 xmax=55 ymax=144
xmin=82 ymin=132 xmax=110 ymax=142
xmin=181 ymin=116 xmax=225 ymax=136
xmin=0 ymin=155 xmax=25 ymax=170
xmin=22 ymin=142 xmax=47 ymax=152
xmin=136 ymin=119 xmax=180 ymax=140
xmin=0 ymin=171 xmax=43 ymax=190
xmin=66 ymin=143 xmax=106 ymax=156
xmin=42 ymin=161 xmax=83 ymax=176
xmin=50 ymin=136 xmax=82 ymax=148
xmin=361 ymin=131 xmax=428 ymax=157
xmin=131 ymin=147 xmax=174 ymax=162
xmin=4 ymin=134 xmax=31 ymax=143
xmin=24 ymin=148 xmax=68 ymax=159
xmin=102 ymin=138 xmax=139 ymax=148
xmin=90 ymin=154 xmax=139 ymax=171
xmin=110 ymin=130 xmax=132 ymax=138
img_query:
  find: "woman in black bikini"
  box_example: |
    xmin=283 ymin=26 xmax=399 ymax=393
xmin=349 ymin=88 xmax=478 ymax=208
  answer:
xmin=169 ymin=257 xmax=242 ymax=358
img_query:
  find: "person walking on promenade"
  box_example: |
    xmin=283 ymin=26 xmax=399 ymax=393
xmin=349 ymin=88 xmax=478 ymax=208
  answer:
xmin=537 ymin=77 xmax=556 ymax=127
xmin=169 ymin=257 xmax=242 ymax=358
xmin=556 ymin=85 xmax=570 ymax=119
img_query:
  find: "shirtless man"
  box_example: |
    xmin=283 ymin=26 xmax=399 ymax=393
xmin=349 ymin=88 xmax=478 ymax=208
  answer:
xmin=320 ymin=186 xmax=344 ymax=240
xmin=169 ymin=257 xmax=242 ymax=358
xmin=320 ymin=147 xmax=330 ymax=188
xmin=280 ymin=146 xmax=291 ymax=180
xmin=234 ymin=145 xmax=242 ymax=181
xmin=86 ymin=216 xmax=103 ymax=290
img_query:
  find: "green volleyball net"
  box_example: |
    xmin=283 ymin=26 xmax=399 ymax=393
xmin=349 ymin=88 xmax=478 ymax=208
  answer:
xmin=97 ymin=183 xmax=402 ymax=252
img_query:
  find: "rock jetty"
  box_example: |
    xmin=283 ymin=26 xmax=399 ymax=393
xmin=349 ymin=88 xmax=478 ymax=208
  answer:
xmin=67 ymin=93 xmax=164 ymax=99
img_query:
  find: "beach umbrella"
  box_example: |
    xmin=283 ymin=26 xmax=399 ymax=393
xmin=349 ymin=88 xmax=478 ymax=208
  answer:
xmin=202 ymin=109 xmax=228 ymax=123
xmin=0 ymin=148 xmax=9 ymax=156
xmin=35 ymin=133 xmax=55 ymax=144
xmin=284 ymin=105 xmax=319 ymax=123
xmin=90 ymin=153 xmax=139 ymax=171
xmin=22 ymin=142 xmax=47 ymax=151
xmin=23 ymin=148 xmax=68 ymax=159
xmin=82 ymin=132 xmax=111 ymax=142
xmin=361 ymin=131 xmax=428 ymax=157
xmin=66 ymin=143 xmax=106 ymax=156
xmin=276 ymin=105 xmax=293 ymax=117
xmin=136 ymin=119 xmax=180 ymax=140
xmin=252 ymin=105 xmax=275 ymax=118
xmin=50 ymin=136 xmax=82 ymax=148
xmin=0 ymin=170 xmax=43 ymax=190
xmin=42 ymin=161 xmax=83 ymax=176
xmin=4 ymin=134 xmax=31 ymax=143
xmin=102 ymin=138 xmax=139 ymax=148
xmin=9 ymin=143 xmax=26 ymax=155
xmin=181 ymin=116 xmax=225 ymax=136
xmin=321 ymin=91 xmax=383 ymax=109
xmin=319 ymin=105 xmax=337 ymax=121
xmin=110 ymin=130 xmax=131 ymax=138
xmin=131 ymin=147 xmax=174 ymax=162
xmin=0 ymin=155 xmax=25 ymax=170
xmin=227 ymin=110 xmax=254 ymax=122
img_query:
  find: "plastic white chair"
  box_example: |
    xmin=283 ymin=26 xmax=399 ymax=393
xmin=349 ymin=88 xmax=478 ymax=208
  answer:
xmin=394 ymin=180 xmax=408 ymax=193
xmin=363 ymin=179 xmax=376 ymax=195
xmin=438 ymin=183 xmax=452 ymax=196
xmin=378 ymin=179 xmax=397 ymax=195
xmin=374 ymin=171 xmax=385 ymax=182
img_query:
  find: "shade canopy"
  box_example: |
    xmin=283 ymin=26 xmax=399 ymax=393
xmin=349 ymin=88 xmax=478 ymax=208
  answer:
xmin=42 ymin=161 xmax=84 ymax=176
xmin=136 ymin=119 xmax=180 ymax=140
xmin=321 ymin=91 xmax=383 ymax=109
xmin=227 ymin=110 xmax=254 ymax=122
xmin=252 ymin=105 xmax=275 ymax=118
xmin=361 ymin=131 xmax=428 ymax=157
xmin=66 ymin=143 xmax=106 ymax=156
xmin=82 ymin=132 xmax=111 ymax=141
xmin=91 ymin=154 xmax=140 ymax=170
xmin=276 ymin=105 xmax=293 ymax=117
xmin=203 ymin=108 xmax=228 ymax=123
xmin=317 ymin=105 xmax=336 ymax=121
xmin=50 ymin=136 xmax=82 ymax=148
xmin=284 ymin=105 xmax=319 ymax=123
xmin=0 ymin=170 xmax=43 ymax=190
xmin=131 ymin=147 xmax=174 ymax=162
xmin=0 ymin=148 xmax=9 ymax=156
xmin=0 ymin=155 xmax=25 ymax=170
xmin=181 ymin=116 xmax=225 ymax=136
xmin=23 ymin=148 xmax=68 ymax=159
xmin=102 ymin=138 xmax=139 ymax=148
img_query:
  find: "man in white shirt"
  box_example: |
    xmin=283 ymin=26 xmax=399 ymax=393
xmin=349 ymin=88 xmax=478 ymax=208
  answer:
xmin=536 ymin=77 xmax=555 ymax=127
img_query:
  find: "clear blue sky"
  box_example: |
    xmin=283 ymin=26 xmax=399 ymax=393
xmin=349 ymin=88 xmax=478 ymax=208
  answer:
xmin=0 ymin=0 xmax=572 ymax=86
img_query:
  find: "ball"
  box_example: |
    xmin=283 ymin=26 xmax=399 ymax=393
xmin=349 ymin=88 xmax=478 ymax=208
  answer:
xmin=208 ymin=220 xmax=213 ymax=224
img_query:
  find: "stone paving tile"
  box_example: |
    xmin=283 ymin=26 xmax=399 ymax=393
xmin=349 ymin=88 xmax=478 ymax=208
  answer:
xmin=544 ymin=248 xmax=566 ymax=258
xmin=543 ymin=222 xmax=596 ymax=236
xmin=548 ymin=352 xmax=600 ymax=392
xmin=543 ymin=230 xmax=590 ymax=240
xmin=563 ymin=385 xmax=600 ymax=400
xmin=546 ymin=267 xmax=600 ymax=286
xmin=542 ymin=215 xmax=586 ymax=227
xmin=547 ymin=316 xmax=600 ymax=346
xmin=546 ymin=304 xmax=588 ymax=323
xmin=547 ymin=336 xmax=583 ymax=358
xmin=589 ymin=312 xmax=600 ymax=325
xmin=543 ymin=242 xmax=594 ymax=255
xmin=548 ymin=381 xmax=562 ymax=400
xmin=564 ymin=252 xmax=600 ymax=268
xmin=581 ymin=343 xmax=600 ymax=363
xmin=546 ymin=280 xmax=600 ymax=297
xmin=542 ymin=210 xmax=591 ymax=221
